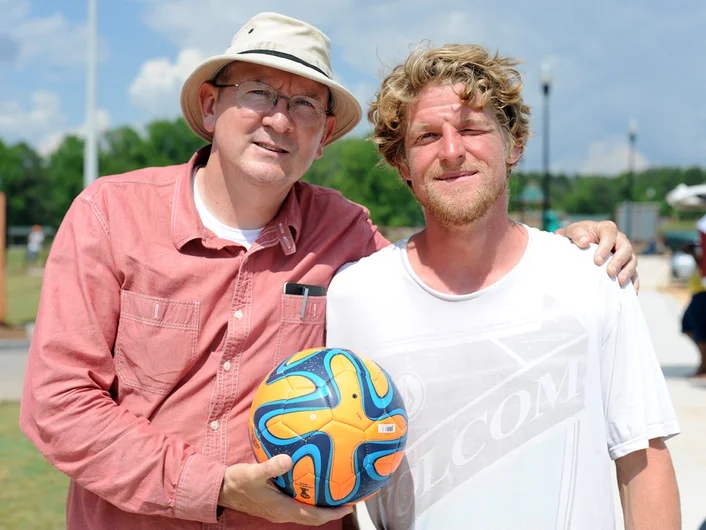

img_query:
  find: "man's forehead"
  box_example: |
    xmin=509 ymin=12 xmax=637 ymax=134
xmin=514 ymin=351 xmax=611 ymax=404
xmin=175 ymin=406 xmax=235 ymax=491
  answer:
xmin=407 ymin=95 xmax=493 ymax=129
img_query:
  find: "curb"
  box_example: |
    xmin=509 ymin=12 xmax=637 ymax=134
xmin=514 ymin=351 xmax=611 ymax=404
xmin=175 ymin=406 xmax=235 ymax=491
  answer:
xmin=0 ymin=340 xmax=31 ymax=351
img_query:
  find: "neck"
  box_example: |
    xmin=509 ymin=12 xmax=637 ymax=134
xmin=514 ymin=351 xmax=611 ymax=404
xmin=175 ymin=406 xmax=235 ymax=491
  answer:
xmin=407 ymin=197 xmax=528 ymax=295
xmin=197 ymin=151 xmax=291 ymax=230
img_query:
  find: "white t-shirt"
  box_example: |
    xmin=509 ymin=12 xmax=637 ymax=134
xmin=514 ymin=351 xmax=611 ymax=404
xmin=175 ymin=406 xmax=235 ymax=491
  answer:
xmin=326 ymin=227 xmax=679 ymax=530
xmin=193 ymin=169 xmax=263 ymax=248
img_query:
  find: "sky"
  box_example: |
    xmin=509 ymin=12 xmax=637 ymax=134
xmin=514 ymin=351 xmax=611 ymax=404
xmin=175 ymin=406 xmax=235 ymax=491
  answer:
xmin=0 ymin=0 xmax=705 ymax=175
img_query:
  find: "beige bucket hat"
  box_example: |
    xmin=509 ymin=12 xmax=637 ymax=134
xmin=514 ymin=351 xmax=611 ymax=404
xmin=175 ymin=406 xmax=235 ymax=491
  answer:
xmin=180 ymin=12 xmax=362 ymax=145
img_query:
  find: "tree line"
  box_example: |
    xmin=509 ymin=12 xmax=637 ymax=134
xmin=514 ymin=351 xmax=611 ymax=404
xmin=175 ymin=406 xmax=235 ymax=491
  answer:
xmin=1 ymin=117 xmax=702 ymax=231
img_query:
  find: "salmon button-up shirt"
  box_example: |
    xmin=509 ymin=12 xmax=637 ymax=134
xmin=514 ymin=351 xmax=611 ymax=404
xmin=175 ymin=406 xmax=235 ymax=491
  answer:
xmin=20 ymin=147 xmax=389 ymax=529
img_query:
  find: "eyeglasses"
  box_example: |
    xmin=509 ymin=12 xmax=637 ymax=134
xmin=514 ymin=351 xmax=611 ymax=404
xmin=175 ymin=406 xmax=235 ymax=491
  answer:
xmin=211 ymin=80 xmax=331 ymax=127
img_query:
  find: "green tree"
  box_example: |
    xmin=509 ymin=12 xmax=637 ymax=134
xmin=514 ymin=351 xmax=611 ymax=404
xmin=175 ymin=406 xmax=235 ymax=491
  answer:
xmin=0 ymin=140 xmax=52 ymax=226
xmin=305 ymin=138 xmax=423 ymax=227
xmin=46 ymin=135 xmax=85 ymax=226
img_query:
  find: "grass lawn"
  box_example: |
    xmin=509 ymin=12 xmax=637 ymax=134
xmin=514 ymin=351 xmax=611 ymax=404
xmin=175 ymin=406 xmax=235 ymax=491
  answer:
xmin=5 ymin=247 xmax=47 ymax=328
xmin=0 ymin=402 xmax=68 ymax=529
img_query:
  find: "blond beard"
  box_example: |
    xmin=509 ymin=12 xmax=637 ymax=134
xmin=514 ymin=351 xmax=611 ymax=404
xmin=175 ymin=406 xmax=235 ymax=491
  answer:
xmin=414 ymin=170 xmax=508 ymax=227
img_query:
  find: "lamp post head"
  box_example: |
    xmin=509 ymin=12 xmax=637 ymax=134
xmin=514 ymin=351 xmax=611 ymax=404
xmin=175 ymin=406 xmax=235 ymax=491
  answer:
xmin=540 ymin=60 xmax=552 ymax=93
xmin=628 ymin=119 xmax=638 ymax=141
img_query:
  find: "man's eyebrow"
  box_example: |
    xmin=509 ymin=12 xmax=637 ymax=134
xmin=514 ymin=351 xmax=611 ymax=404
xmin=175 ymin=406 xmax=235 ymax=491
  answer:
xmin=407 ymin=122 xmax=432 ymax=136
xmin=459 ymin=115 xmax=492 ymax=127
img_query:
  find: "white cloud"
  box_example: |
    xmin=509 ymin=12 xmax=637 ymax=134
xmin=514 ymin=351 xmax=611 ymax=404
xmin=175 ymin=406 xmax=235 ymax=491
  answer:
xmin=0 ymin=91 xmax=66 ymax=139
xmin=129 ymin=48 xmax=205 ymax=118
xmin=0 ymin=89 xmax=110 ymax=156
xmin=0 ymin=0 xmax=105 ymax=69
xmin=37 ymin=109 xmax=111 ymax=157
xmin=581 ymin=137 xmax=649 ymax=176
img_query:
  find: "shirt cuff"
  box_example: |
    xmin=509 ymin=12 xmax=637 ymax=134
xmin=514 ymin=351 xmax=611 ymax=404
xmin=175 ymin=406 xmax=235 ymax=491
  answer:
xmin=174 ymin=453 xmax=227 ymax=523
xmin=608 ymin=421 xmax=681 ymax=461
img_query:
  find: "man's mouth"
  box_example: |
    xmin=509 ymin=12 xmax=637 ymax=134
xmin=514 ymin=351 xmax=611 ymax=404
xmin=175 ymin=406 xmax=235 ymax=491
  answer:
xmin=436 ymin=171 xmax=477 ymax=182
xmin=254 ymin=142 xmax=289 ymax=154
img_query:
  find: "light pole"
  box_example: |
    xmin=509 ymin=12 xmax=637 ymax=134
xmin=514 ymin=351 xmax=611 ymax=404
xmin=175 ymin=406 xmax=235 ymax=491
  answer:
xmin=624 ymin=119 xmax=638 ymax=239
xmin=540 ymin=60 xmax=552 ymax=230
xmin=84 ymin=0 xmax=98 ymax=189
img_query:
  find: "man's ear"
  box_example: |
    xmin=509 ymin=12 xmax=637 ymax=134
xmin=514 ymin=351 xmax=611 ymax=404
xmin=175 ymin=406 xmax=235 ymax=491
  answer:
xmin=314 ymin=116 xmax=337 ymax=159
xmin=507 ymin=145 xmax=523 ymax=166
xmin=399 ymin=159 xmax=411 ymax=182
xmin=200 ymin=82 xmax=220 ymax=134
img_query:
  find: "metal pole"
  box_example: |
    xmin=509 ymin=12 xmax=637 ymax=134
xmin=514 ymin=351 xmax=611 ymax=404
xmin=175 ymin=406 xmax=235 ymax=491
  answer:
xmin=541 ymin=82 xmax=551 ymax=230
xmin=84 ymin=0 xmax=98 ymax=188
xmin=625 ymin=120 xmax=637 ymax=240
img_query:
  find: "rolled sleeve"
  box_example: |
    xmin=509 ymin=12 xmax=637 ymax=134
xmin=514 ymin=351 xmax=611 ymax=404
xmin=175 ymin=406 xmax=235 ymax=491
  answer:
xmin=602 ymin=284 xmax=680 ymax=460
xmin=174 ymin=453 xmax=227 ymax=523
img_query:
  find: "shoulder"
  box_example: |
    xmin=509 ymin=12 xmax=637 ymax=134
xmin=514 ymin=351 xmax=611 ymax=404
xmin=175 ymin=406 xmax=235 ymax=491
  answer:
xmin=527 ymin=227 xmax=630 ymax=326
xmin=528 ymin=226 xmax=609 ymax=277
xmin=80 ymin=163 xmax=185 ymax=203
xmin=294 ymin=181 xmax=371 ymax=217
xmin=329 ymin=240 xmax=405 ymax=291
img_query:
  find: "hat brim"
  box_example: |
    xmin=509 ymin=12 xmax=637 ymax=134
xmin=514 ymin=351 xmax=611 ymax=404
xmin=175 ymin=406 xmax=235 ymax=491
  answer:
xmin=180 ymin=53 xmax=362 ymax=146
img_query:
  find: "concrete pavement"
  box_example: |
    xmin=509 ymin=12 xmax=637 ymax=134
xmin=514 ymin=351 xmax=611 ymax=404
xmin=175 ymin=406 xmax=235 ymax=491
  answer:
xmin=0 ymin=340 xmax=30 ymax=402
xmin=2 ymin=256 xmax=704 ymax=528
xmin=635 ymin=257 xmax=706 ymax=530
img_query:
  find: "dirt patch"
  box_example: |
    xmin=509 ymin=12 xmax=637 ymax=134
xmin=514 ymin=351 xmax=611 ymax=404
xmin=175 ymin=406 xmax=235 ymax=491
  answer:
xmin=0 ymin=324 xmax=28 ymax=340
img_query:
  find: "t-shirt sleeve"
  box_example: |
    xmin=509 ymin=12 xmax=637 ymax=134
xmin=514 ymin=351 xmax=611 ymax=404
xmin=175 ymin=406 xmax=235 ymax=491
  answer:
xmin=601 ymin=283 xmax=680 ymax=460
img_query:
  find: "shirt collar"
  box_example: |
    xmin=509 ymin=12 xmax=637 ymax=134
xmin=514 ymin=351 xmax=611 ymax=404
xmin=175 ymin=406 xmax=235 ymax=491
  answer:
xmin=171 ymin=146 xmax=301 ymax=255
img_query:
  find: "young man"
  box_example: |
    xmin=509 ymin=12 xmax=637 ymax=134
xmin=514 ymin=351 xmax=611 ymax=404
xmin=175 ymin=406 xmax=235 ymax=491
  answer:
xmin=21 ymin=13 xmax=637 ymax=530
xmin=327 ymin=45 xmax=680 ymax=529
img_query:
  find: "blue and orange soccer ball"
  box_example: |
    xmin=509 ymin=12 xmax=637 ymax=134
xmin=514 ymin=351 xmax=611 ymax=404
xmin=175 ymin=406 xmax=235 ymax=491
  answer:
xmin=248 ymin=347 xmax=408 ymax=507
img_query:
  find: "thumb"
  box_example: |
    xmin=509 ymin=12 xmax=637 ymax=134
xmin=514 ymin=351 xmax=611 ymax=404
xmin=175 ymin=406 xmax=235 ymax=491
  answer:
xmin=256 ymin=454 xmax=293 ymax=481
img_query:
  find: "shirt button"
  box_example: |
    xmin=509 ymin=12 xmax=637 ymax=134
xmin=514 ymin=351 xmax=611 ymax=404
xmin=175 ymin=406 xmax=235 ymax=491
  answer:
xmin=234 ymin=310 xmax=243 ymax=320
xmin=210 ymin=420 xmax=219 ymax=431
xmin=223 ymin=361 xmax=232 ymax=372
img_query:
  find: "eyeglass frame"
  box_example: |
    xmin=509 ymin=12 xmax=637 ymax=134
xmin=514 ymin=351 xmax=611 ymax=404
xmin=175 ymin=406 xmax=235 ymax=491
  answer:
xmin=209 ymin=80 xmax=335 ymax=121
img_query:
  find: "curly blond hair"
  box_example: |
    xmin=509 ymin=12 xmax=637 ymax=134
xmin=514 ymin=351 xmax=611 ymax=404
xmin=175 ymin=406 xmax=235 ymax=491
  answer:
xmin=368 ymin=43 xmax=531 ymax=171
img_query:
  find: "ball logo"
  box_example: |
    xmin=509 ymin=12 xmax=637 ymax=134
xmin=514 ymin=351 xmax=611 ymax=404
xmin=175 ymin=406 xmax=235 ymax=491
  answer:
xmin=300 ymin=487 xmax=311 ymax=500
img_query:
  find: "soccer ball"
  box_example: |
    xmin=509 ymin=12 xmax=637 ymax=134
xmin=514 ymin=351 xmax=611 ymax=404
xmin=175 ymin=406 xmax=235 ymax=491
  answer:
xmin=248 ymin=347 xmax=408 ymax=507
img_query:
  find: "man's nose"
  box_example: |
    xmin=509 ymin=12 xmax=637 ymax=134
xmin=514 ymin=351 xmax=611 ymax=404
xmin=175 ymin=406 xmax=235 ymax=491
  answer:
xmin=439 ymin=127 xmax=464 ymax=166
xmin=263 ymin=97 xmax=295 ymax=133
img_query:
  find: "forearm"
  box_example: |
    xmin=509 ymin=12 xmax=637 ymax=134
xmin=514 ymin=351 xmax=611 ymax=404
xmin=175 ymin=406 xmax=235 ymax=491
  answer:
xmin=20 ymin=320 xmax=227 ymax=522
xmin=616 ymin=438 xmax=680 ymax=530
xmin=19 ymin=201 xmax=226 ymax=523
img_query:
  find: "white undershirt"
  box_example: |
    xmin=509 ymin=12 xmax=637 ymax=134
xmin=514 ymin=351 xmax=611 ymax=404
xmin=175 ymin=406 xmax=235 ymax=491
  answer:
xmin=192 ymin=167 xmax=263 ymax=249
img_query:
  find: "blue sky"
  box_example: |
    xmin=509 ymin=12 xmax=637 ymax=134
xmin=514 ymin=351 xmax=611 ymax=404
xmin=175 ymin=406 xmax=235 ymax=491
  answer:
xmin=1 ymin=0 xmax=705 ymax=175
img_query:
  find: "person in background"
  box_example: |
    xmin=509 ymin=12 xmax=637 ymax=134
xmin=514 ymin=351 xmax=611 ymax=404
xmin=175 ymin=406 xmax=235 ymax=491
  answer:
xmin=681 ymin=237 xmax=706 ymax=376
xmin=25 ymin=224 xmax=44 ymax=267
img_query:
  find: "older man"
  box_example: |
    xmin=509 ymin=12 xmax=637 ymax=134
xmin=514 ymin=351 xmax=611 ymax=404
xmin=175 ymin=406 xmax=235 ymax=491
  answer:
xmin=22 ymin=13 xmax=636 ymax=530
xmin=327 ymin=44 xmax=680 ymax=529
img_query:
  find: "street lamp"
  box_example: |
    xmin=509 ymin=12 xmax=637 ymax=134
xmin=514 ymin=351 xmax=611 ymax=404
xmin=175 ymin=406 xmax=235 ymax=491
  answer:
xmin=624 ymin=119 xmax=638 ymax=239
xmin=540 ymin=60 xmax=552 ymax=231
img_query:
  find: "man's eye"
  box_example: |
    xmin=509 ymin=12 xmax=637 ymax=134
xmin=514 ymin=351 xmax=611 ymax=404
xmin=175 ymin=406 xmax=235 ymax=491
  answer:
xmin=294 ymin=98 xmax=316 ymax=109
xmin=417 ymin=132 xmax=436 ymax=141
xmin=248 ymin=89 xmax=271 ymax=97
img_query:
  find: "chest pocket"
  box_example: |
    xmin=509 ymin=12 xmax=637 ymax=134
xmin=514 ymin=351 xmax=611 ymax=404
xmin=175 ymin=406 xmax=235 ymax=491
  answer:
xmin=273 ymin=293 xmax=326 ymax=367
xmin=115 ymin=290 xmax=200 ymax=395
